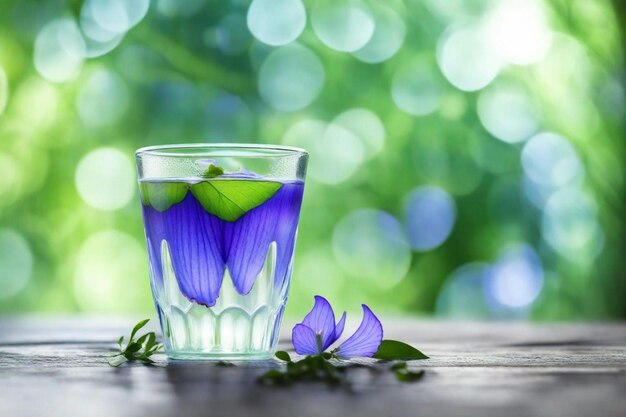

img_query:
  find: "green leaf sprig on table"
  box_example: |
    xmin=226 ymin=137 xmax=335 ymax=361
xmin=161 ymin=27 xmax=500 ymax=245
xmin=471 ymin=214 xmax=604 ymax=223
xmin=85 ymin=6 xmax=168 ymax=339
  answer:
xmin=107 ymin=319 xmax=163 ymax=367
xmin=259 ymin=339 xmax=428 ymax=386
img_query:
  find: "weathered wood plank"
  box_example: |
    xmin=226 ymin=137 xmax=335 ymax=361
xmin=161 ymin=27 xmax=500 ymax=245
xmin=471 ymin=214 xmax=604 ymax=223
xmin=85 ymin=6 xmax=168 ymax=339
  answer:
xmin=0 ymin=318 xmax=625 ymax=417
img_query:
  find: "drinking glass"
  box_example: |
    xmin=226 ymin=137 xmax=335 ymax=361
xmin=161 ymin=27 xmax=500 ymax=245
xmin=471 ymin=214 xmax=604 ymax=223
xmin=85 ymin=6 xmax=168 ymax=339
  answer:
xmin=135 ymin=144 xmax=308 ymax=360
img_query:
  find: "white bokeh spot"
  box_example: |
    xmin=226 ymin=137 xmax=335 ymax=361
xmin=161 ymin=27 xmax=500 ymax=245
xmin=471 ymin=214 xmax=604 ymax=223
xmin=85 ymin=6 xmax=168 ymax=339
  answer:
xmin=34 ymin=18 xmax=86 ymax=83
xmin=77 ymin=69 xmax=130 ymax=126
xmin=332 ymin=108 xmax=385 ymax=160
xmin=312 ymin=0 xmax=375 ymax=52
xmin=392 ymin=63 xmax=443 ymax=116
xmin=247 ymin=0 xmax=306 ymax=46
xmin=258 ymin=44 xmax=325 ymax=111
xmin=352 ymin=4 xmax=405 ymax=63
xmin=75 ymin=147 xmax=135 ymax=211
xmin=437 ymin=23 xmax=502 ymax=92
xmin=282 ymin=119 xmax=364 ymax=184
xmin=478 ymin=85 xmax=540 ymax=143
xmin=332 ymin=209 xmax=411 ymax=288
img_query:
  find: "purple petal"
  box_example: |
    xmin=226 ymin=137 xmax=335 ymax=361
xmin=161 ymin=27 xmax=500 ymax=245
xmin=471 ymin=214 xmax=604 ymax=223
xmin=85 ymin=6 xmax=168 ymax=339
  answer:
xmin=144 ymin=229 xmax=164 ymax=288
xmin=272 ymin=183 xmax=304 ymax=289
xmin=335 ymin=305 xmax=383 ymax=358
xmin=142 ymin=207 xmax=167 ymax=287
xmin=292 ymin=324 xmax=319 ymax=355
xmin=159 ymin=194 xmax=225 ymax=306
xmin=300 ymin=295 xmax=339 ymax=351
xmin=334 ymin=311 xmax=347 ymax=340
xmin=224 ymin=182 xmax=304 ymax=295
xmin=223 ymin=197 xmax=279 ymax=295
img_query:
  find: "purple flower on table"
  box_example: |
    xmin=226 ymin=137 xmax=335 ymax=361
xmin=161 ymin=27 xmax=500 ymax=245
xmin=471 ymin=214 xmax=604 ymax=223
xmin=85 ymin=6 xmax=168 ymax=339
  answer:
xmin=292 ymin=296 xmax=383 ymax=358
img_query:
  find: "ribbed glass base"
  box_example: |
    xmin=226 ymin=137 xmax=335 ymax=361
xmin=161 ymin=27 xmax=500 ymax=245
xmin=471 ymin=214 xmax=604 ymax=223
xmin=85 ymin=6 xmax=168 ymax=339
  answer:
xmin=153 ymin=241 xmax=289 ymax=360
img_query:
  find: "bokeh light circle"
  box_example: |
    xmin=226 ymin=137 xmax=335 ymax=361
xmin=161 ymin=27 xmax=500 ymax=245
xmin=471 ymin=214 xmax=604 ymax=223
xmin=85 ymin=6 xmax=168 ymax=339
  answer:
xmin=88 ymin=0 xmax=149 ymax=34
xmin=404 ymin=186 xmax=456 ymax=251
xmin=282 ymin=119 xmax=364 ymax=184
xmin=79 ymin=2 xmax=128 ymax=58
xmin=332 ymin=108 xmax=385 ymax=160
xmin=542 ymin=188 xmax=603 ymax=261
xmin=436 ymin=263 xmax=491 ymax=319
xmin=352 ymin=4 xmax=405 ymax=63
xmin=258 ymin=44 xmax=325 ymax=111
xmin=247 ymin=0 xmax=306 ymax=46
xmin=74 ymin=230 xmax=148 ymax=312
xmin=485 ymin=0 xmax=552 ymax=65
xmin=75 ymin=147 xmax=135 ymax=211
xmin=0 ymin=229 xmax=33 ymax=299
xmin=486 ymin=244 xmax=544 ymax=309
xmin=437 ymin=23 xmax=502 ymax=91
xmin=332 ymin=209 xmax=411 ymax=288
xmin=12 ymin=78 xmax=59 ymax=131
xmin=77 ymin=69 xmax=130 ymax=126
xmin=521 ymin=133 xmax=582 ymax=188
xmin=478 ymin=85 xmax=539 ymax=143
xmin=311 ymin=0 xmax=375 ymax=52
xmin=34 ymin=18 xmax=86 ymax=83
xmin=392 ymin=63 xmax=443 ymax=116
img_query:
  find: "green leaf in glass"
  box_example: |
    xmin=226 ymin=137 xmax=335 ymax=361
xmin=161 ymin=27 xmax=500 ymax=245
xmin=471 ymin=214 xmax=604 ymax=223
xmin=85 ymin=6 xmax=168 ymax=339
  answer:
xmin=190 ymin=180 xmax=282 ymax=222
xmin=202 ymin=164 xmax=224 ymax=178
xmin=140 ymin=182 xmax=188 ymax=211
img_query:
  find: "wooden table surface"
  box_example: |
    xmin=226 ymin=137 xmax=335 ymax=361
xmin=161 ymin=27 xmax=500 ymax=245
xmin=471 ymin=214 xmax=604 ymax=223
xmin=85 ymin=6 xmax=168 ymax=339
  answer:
xmin=0 ymin=317 xmax=625 ymax=417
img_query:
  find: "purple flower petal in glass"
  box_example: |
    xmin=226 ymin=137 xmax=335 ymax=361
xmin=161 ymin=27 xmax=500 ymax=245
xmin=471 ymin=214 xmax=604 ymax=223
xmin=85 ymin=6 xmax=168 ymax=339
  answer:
xmin=223 ymin=191 xmax=281 ymax=295
xmin=224 ymin=182 xmax=304 ymax=295
xmin=160 ymin=193 xmax=225 ymax=306
xmin=292 ymin=324 xmax=319 ymax=355
xmin=142 ymin=209 xmax=165 ymax=288
xmin=272 ymin=183 xmax=305 ymax=289
xmin=146 ymin=238 xmax=163 ymax=294
xmin=335 ymin=305 xmax=383 ymax=358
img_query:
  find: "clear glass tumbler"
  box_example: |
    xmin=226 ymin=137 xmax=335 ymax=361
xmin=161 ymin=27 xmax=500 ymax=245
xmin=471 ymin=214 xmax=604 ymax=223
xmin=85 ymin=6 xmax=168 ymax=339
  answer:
xmin=135 ymin=144 xmax=308 ymax=360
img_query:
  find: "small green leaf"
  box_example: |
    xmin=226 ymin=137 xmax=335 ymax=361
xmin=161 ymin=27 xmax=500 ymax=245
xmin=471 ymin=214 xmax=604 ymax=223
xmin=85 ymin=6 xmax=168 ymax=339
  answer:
xmin=138 ymin=357 xmax=156 ymax=365
xmin=373 ymin=340 xmax=429 ymax=361
xmin=125 ymin=342 xmax=142 ymax=354
xmin=191 ymin=180 xmax=283 ymax=222
xmin=140 ymin=182 xmax=188 ymax=211
xmin=129 ymin=319 xmax=150 ymax=341
xmin=135 ymin=333 xmax=149 ymax=345
xmin=108 ymin=319 xmax=162 ymax=367
xmin=395 ymin=369 xmax=425 ymax=383
xmin=202 ymin=164 xmax=224 ymax=179
xmin=147 ymin=344 xmax=163 ymax=355
xmin=275 ymin=351 xmax=292 ymax=362
xmin=143 ymin=332 xmax=156 ymax=353
xmin=108 ymin=355 xmax=127 ymax=367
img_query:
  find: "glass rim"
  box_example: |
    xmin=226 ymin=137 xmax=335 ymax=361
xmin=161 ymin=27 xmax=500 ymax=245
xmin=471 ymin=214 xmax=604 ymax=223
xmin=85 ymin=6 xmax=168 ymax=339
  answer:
xmin=135 ymin=143 xmax=308 ymax=158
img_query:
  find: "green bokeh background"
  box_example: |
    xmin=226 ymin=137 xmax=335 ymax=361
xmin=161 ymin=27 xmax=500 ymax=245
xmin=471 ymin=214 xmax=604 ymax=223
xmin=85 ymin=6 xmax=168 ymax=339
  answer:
xmin=0 ymin=0 xmax=624 ymax=319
